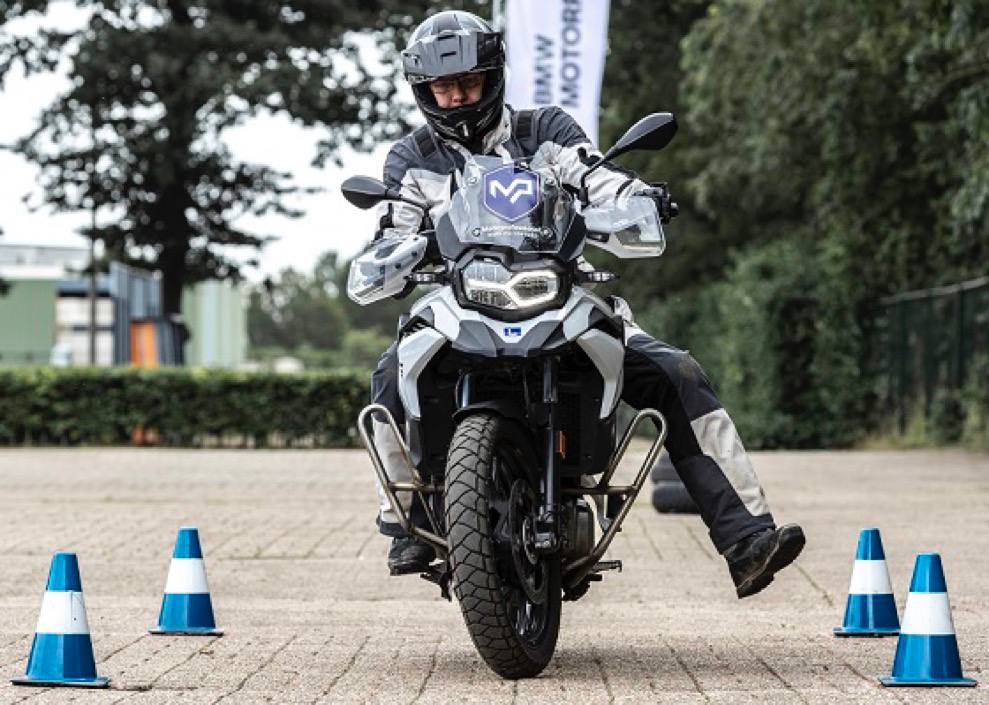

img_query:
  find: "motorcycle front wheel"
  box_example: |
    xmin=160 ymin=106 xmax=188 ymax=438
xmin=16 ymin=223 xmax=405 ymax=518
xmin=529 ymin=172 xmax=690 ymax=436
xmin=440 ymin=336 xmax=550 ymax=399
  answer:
xmin=444 ymin=413 xmax=561 ymax=679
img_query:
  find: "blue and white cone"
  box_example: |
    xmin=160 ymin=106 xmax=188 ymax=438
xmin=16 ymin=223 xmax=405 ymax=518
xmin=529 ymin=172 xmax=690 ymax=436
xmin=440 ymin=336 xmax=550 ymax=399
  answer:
xmin=11 ymin=552 xmax=109 ymax=688
xmin=880 ymin=553 xmax=977 ymax=687
xmin=834 ymin=528 xmax=899 ymax=637
xmin=150 ymin=527 xmax=223 ymax=636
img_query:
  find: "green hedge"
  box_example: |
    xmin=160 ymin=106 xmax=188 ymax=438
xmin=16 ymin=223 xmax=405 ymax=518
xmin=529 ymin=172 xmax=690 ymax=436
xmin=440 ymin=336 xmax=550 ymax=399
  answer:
xmin=637 ymin=236 xmax=989 ymax=451
xmin=0 ymin=367 xmax=369 ymax=447
xmin=637 ymin=237 xmax=863 ymax=449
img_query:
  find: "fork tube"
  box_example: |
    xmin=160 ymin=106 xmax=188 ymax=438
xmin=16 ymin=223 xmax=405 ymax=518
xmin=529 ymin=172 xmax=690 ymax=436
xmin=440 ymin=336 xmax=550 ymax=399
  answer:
xmin=534 ymin=357 xmax=559 ymax=554
xmin=457 ymin=372 xmax=473 ymax=409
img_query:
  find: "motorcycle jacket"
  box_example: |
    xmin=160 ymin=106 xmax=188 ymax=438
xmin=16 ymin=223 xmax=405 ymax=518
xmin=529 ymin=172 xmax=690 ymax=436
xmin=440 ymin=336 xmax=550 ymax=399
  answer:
xmin=376 ymin=105 xmax=650 ymax=238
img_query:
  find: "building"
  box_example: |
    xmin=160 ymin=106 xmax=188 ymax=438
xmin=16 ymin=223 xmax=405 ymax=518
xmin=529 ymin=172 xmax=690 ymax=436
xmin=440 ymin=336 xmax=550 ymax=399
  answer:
xmin=0 ymin=268 xmax=60 ymax=365
xmin=182 ymin=279 xmax=248 ymax=367
xmin=0 ymin=243 xmax=246 ymax=368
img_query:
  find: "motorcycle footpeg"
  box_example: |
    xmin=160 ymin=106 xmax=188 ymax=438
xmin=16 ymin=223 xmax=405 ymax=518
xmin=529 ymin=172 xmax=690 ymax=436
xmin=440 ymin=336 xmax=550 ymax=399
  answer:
xmin=419 ymin=562 xmax=452 ymax=602
xmin=562 ymin=573 xmax=602 ymax=602
xmin=591 ymin=559 xmax=622 ymax=574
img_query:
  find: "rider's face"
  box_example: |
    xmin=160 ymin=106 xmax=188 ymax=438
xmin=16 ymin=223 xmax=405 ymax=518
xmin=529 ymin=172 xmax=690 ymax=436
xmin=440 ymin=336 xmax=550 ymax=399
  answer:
xmin=429 ymin=72 xmax=485 ymax=108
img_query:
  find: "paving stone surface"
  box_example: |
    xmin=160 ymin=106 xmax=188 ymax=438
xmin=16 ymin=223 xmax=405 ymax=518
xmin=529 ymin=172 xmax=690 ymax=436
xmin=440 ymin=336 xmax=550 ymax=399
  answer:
xmin=0 ymin=446 xmax=986 ymax=703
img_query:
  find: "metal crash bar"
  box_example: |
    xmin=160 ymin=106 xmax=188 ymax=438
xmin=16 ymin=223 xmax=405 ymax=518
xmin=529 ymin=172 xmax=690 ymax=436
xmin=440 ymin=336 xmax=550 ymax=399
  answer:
xmin=357 ymin=404 xmax=450 ymax=557
xmin=561 ymin=408 xmax=668 ymax=589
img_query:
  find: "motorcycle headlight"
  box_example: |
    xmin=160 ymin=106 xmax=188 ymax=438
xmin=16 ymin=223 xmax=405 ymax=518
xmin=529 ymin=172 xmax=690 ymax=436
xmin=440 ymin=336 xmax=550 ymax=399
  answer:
xmin=462 ymin=259 xmax=560 ymax=311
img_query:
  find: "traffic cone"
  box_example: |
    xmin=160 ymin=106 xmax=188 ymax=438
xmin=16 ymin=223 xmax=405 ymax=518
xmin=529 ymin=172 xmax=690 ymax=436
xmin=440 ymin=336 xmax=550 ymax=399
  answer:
xmin=880 ymin=553 xmax=977 ymax=686
xmin=149 ymin=527 xmax=223 ymax=635
xmin=11 ymin=552 xmax=109 ymax=688
xmin=833 ymin=528 xmax=899 ymax=637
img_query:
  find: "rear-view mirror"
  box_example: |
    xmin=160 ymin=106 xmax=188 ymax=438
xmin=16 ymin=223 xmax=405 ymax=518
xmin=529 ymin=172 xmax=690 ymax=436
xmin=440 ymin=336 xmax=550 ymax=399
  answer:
xmin=341 ymin=176 xmax=391 ymax=210
xmin=602 ymin=112 xmax=677 ymax=163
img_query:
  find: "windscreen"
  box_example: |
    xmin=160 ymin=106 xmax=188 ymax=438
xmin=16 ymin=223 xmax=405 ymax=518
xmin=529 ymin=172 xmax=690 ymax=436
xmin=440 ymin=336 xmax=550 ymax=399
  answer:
xmin=446 ymin=155 xmax=575 ymax=254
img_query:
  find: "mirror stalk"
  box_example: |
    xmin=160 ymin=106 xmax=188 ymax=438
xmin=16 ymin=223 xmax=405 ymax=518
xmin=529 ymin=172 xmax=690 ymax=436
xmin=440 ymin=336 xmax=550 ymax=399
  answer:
xmin=578 ymin=151 xmax=614 ymax=207
xmin=577 ymin=112 xmax=678 ymax=206
xmin=385 ymin=188 xmax=430 ymax=213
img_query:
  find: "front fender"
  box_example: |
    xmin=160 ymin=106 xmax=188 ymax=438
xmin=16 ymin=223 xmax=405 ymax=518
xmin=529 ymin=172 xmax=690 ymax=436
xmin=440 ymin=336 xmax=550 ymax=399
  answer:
xmin=452 ymin=399 xmax=529 ymax=427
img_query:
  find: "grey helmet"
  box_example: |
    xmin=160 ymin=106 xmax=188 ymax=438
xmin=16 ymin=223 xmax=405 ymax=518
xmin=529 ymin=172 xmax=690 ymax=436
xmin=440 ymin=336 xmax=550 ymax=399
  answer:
xmin=402 ymin=11 xmax=506 ymax=145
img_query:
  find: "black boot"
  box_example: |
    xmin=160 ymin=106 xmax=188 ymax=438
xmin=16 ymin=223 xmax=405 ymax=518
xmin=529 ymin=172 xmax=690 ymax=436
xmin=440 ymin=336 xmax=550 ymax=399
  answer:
xmin=387 ymin=536 xmax=436 ymax=575
xmin=725 ymin=524 xmax=805 ymax=598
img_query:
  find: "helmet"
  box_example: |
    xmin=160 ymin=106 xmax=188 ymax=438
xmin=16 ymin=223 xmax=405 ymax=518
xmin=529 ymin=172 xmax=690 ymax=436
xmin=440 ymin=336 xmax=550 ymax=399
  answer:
xmin=402 ymin=11 xmax=506 ymax=145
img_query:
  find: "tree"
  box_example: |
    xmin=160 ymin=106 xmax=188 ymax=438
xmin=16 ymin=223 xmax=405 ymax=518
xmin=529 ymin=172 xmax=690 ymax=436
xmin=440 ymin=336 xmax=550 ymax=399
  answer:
xmin=0 ymin=1 xmax=434 ymax=315
xmin=247 ymin=250 xmax=401 ymax=370
xmin=594 ymin=0 xmax=988 ymax=446
xmin=248 ymin=252 xmax=347 ymax=351
xmin=595 ymin=0 xmax=716 ymax=312
xmin=672 ymin=0 xmax=988 ymax=444
xmin=681 ymin=0 xmax=989 ymax=293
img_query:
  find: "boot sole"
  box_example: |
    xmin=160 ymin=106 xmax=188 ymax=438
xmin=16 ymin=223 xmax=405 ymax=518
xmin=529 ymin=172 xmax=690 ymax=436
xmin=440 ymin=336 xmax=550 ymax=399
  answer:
xmin=736 ymin=525 xmax=806 ymax=599
xmin=388 ymin=559 xmax=435 ymax=576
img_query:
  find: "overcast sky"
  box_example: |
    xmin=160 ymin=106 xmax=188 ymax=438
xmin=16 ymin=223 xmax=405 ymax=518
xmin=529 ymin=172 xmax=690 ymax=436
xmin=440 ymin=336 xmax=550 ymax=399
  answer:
xmin=0 ymin=3 xmax=407 ymax=282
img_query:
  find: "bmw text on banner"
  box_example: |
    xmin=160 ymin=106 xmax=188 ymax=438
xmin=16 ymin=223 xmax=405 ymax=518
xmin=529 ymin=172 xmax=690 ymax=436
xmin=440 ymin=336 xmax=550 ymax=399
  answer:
xmin=505 ymin=0 xmax=611 ymax=144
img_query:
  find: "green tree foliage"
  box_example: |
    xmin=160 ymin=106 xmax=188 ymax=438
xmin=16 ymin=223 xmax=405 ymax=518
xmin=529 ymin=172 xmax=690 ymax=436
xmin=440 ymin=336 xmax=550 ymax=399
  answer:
xmin=595 ymin=0 xmax=716 ymax=310
xmin=603 ymin=0 xmax=988 ymax=446
xmin=249 ymin=253 xmax=347 ymax=351
xmin=0 ymin=0 xmax=432 ymax=315
xmin=246 ymin=250 xmax=404 ymax=370
xmin=682 ymin=0 xmax=989 ymax=291
xmin=639 ymin=238 xmax=828 ymax=448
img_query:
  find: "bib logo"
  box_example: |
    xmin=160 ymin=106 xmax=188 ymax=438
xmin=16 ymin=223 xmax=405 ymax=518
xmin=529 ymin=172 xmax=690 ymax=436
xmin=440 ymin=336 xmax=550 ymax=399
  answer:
xmin=482 ymin=165 xmax=540 ymax=222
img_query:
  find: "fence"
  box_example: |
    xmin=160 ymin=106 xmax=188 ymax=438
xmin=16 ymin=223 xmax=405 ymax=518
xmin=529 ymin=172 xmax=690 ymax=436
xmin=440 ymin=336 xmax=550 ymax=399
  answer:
xmin=879 ymin=275 xmax=989 ymax=431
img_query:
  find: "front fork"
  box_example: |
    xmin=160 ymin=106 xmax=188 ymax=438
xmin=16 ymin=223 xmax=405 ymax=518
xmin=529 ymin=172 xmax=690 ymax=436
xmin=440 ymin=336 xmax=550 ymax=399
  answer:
xmin=457 ymin=358 xmax=562 ymax=554
xmin=530 ymin=357 xmax=670 ymax=581
xmin=534 ymin=357 xmax=561 ymax=554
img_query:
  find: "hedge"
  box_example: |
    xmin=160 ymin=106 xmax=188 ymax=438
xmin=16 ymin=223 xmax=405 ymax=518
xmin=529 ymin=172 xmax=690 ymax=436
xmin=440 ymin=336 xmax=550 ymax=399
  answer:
xmin=637 ymin=237 xmax=859 ymax=449
xmin=0 ymin=367 xmax=369 ymax=447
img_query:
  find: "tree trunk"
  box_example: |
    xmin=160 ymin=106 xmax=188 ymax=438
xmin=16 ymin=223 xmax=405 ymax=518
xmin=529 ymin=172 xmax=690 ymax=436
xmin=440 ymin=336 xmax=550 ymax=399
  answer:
xmin=159 ymin=247 xmax=188 ymax=317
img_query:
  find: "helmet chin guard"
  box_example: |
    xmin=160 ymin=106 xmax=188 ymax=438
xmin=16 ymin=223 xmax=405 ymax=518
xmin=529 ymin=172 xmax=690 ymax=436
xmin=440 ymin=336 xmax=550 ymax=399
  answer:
xmin=403 ymin=10 xmax=506 ymax=146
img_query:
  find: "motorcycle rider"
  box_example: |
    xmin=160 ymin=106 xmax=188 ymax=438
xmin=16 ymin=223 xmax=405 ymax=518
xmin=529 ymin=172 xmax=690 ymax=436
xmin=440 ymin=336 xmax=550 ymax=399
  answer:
xmin=369 ymin=10 xmax=805 ymax=598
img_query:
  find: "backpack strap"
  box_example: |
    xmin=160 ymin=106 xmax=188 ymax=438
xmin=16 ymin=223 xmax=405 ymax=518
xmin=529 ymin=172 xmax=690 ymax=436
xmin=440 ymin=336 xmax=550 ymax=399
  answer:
xmin=511 ymin=108 xmax=539 ymax=154
xmin=413 ymin=125 xmax=437 ymax=159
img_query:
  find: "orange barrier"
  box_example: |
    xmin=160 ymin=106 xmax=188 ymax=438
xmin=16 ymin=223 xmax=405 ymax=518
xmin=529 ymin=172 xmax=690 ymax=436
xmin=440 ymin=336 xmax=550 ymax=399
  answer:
xmin=130 ymin=321 xmax=158 ymax=368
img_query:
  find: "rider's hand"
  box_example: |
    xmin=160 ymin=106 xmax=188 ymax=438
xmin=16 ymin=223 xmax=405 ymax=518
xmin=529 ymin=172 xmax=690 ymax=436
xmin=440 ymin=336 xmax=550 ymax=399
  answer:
xmin=374 ymin=204 xmax=395 ymax=241
xmin=637 ymin=183 xmax=679 ymax=224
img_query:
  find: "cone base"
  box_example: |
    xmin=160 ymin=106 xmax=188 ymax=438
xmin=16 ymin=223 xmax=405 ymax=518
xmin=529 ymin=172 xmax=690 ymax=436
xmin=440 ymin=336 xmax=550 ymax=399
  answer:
xmin=149 ymin=627 xmax=223 ymax=636
xmin=11 ymin=675 xmax=109 ymax=688
xmin=879 ymin=675 xmax=977 ymax=687
xmin=833 ymin=626 xmax=899 ymax=637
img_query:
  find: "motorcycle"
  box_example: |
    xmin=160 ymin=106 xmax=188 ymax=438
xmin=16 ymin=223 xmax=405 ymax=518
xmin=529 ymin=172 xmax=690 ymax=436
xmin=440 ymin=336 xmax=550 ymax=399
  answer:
xmin=343 ymin=113 xmax=677 ymax=679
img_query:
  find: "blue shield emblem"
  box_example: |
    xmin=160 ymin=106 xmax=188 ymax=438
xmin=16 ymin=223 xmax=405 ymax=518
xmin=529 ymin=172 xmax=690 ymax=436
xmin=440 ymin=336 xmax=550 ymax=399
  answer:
xmin=482 ymin=165 xmax=540 ymax=222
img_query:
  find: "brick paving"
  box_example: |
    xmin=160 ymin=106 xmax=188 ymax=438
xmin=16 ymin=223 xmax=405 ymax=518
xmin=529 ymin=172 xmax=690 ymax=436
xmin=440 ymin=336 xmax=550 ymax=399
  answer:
xmin=0 ymin=446 xmax=986 ymax=703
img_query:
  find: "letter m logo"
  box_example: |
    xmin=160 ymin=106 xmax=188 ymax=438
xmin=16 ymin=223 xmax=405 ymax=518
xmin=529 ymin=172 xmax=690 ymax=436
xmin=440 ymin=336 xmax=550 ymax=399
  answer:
xmin=489 ymin=178 xmax=535 ymax=204
xmin=482 ymin=165 xmax=541 ymax=221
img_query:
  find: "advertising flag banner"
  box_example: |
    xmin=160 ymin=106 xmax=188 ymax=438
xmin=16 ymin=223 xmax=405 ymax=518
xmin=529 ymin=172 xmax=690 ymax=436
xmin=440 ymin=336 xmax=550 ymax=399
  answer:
xmin=505 ymin=0 xmax=611 ymax=144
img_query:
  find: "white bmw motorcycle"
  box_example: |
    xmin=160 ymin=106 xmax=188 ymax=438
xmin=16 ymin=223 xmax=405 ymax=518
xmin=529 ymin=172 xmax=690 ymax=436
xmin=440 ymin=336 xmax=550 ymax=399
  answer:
xmin=345 ymin=114 xmax=676 ymax=679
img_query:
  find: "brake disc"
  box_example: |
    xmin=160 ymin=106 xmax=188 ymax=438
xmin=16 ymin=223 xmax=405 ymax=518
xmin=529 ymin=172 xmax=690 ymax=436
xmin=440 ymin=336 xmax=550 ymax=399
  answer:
xmin=508 ymin=478 xmax=548 ymax=605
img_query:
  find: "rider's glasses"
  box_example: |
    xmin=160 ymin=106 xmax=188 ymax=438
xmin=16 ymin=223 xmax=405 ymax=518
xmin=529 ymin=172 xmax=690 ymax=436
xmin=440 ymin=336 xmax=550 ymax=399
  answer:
xmin=430 ymin=73 xmax=485 ymax=96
